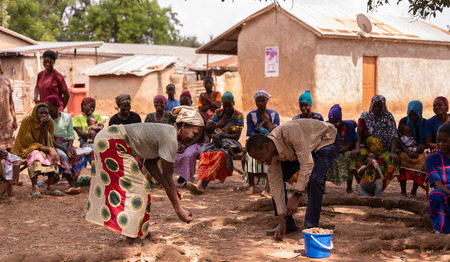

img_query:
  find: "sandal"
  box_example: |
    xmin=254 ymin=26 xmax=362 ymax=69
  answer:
xmin=186 ymin=182 xmax=205 ymax=195
xmin=64 ymin=187 xmax=82 ymax=195
xmin=47 ymin=190 xmax=64 ymax=197
xmin=31 ymin=192 xmax=42 ymax=198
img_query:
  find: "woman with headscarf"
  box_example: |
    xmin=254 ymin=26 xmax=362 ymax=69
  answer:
xmin=325 ymin=104 xmax=358 ymax=193
xmin=144 ymin=95 xmax=175 ymax=124
xmin=73 ymin=97 xmax=104 ymax=148
xmin=86 ymin=107 xmax=203 ymax=246
xmin=0 ymin=59 xmax=21 ymax=188
xmin=397 ymin=100 xmax=428 ymax=197
xmin=34 ymin=50 xmax=70 ymax=109
xmin=11 ymin=103 xmax=65 ymax=197
xmin=243 ymin=88 xmax=279 ymax=196
xmin=349 ymin=95 xmax=400 ymax=191
xmin=292 ymin=90 xmax=324 ymax=121
xmin=425 ymin=96 xmax=449 ymax=151
xmin=186 ymin=91 xmax=244 ymax=194
xmin=109 ymin=94 xmax=141 ymax=125
xmin=45 ymin=95 xmax=87 ymax=194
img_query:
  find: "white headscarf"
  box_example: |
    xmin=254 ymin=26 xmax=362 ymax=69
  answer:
xmin=253 ymin=88 xmax=271 ymax=101
xmin=171 ymin=106 xmax=204 ymax=127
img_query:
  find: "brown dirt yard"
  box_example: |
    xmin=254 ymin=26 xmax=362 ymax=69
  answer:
xmin=1 ymin=160 xmax=449 ymax=262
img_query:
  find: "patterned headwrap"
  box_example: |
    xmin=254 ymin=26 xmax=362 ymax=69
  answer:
xmin=81 ymin=97 xmax=96 ymax=108
xmin=299 ymin=90 xmax=313 ymax=106
xmin=328 ymin=104 xmax=342 ymax=120
xmin=153 ymin=95 xmax=167 ymax=104
xmin=180 ymin=90 xmax=192 ymax=99
xmin=44 ymin=95 xmax=62 ymax=107
xmin=406 ymin=100 xmax=424 ymax=145
xmin=254 ymin=88 xmax=271 ymax=101
xmin=115 ymin=94 xmax=131 ymax=106
xmin=221 ymin=91 xmax=234 ymax=101
xmin=172 ymin=106 xmax=204 ymax=127
xmin=43 ymin=50 xmax=57 ymax=61
xmin=360 ymin=95 xmax=398 ymax=150
xmin=434 ymin=96 xmax=449 ymax=110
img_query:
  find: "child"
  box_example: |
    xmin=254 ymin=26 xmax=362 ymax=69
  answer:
xmin=0 ymin=147 xmax=21 ymax=197
xmin=180 ymin=90 xmax=192 ymax=106
xmin=164 ymin=84 xmax=180 ymax=112
xmin=399 ymin=124 xmax=425 ymax=154
xmin=86 ymin=115 xmax=100 ymax=144
xmin=355 ymin=153 xmax=384 ymax=197
xmin=204 ymin=121 xmax=244 ymax=158
xmin=198 ymin=76 xmax=221 ymax=121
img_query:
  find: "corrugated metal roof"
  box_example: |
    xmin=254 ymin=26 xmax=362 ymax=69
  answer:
xmin=0 ymin=41 xmax=103 ymax=53
xmin=81 ymin=55 xmax=178 ymax=77
xmin=287 ymin=4 xmax=450 ymax=43
xmin=0 ymin=26 xmax=38 ymax=45
xmin=197 ymin=4 xmax=450 ymax=54
xmin=207 ymin=56 xmax=238 ymax=70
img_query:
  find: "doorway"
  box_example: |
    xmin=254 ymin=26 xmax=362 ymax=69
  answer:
xmin=362 ymin=56 xmax=377 ymax=110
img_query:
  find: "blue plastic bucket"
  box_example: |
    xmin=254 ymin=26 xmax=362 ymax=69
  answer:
xmin=302 ymin=229 xmax=333 ymax=258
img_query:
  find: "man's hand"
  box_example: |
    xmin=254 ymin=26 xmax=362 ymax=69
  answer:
xmin=12 ymin=119 xmax=18 ymax=130
xmin=176 ymin=208 xmax=193 ymax=224
xmin=274 ymin=216 xmax=286 ymax=241
xmin=286 ymin=193 xmax=301 ymax=216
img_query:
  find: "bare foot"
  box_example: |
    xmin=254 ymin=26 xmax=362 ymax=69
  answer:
xmin=246 ymin=185 xmax=255 ymax=195
xmin=124 ymin=237 xmax=143 ymax=247
xmin=260 ymin=190 xmax=271 ymax=198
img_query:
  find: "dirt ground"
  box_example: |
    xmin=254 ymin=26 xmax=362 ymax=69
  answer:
xmin=1 ymin=160 xmax=449 ymax=262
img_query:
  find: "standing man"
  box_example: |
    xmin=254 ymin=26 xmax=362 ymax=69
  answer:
xmin=246 ymin=119 xmax=339 ymax=240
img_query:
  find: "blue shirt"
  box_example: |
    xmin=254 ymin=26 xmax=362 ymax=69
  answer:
xmin=246 ymin=109 xmax=280 ymax=136
xmin=165 ymin=98 xmax=180 ymax=112
xmin=427 ymin=151 xmax=450 ymax=189
xmin=339 ymin=120 xmax=357 ymax=148
xmin=424 ymin=114 xmax=450 ymax=143
xmin=292 ymin=112 xmax=324 ymax=121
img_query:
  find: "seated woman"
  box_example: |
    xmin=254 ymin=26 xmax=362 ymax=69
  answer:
xmin=45 ymin=95 xmax=87 ymax=194
xmin=350 ymin=95 xmax=400 ymax=191
xmin=11 ymin=103 xmax=66 ymax=197
xmin=144 ymin=95 xmax=175 ymax=125
xmin=109 ymin=94 xmax=141 ymax=125
xmin=198 ymin=76 xmax=221 ymax=121
xmin=73 ymin=97 xmax=104 ymax=149
xmin=86 ymin=107 xmax=203 ymax=246
xmin=186 ymin=91 xmax=244 ymax=194
xmin=243 ymin=89 xmax=279 ymax=196
xmin=325 ymin=104 xmax=357 ymax=194
xmin=427 ymin=122 xmax=450 ymax=233
xmin=425 ymin=96 xmax=449 ymax=152
xmin=292 ymin=90 xmax=324 ymax=121
xmin=397 ymin=100 xmax=428 ymax=197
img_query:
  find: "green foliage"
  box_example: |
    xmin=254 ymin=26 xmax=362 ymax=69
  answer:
xmin=169 ymin=35 xmax=203 ymax=48
xmin=63 ymin=0 xmax=181 ymax=44
xmin=367 ymin=0 xmax=450 ymax=18
xmin=3 ymin=0 xmax=74 ymax=41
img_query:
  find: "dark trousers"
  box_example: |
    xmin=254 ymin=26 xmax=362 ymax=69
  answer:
xmin=272 ymin=134 xmax=340 ymax=228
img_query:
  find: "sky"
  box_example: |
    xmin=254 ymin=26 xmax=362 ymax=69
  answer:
xmin=159 ymin=0 xmax=450 ymax=44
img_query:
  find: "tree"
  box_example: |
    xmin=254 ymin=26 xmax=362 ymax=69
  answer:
xmin=2 ymin=0 xmax=73 ymax=41
xmin=367 ymin=0 xmax=450 ymax=17
xmin=63 ymin=0 xmax=181 ymax=44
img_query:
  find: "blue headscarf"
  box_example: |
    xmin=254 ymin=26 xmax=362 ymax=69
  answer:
xmin=406 ymin=100 xmax=424 ymax=145
xmin=299 ymin=90 xmax=313 ymax=106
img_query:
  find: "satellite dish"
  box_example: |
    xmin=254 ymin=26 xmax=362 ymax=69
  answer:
xmin=357 ymin=13 xmax=373 ymax=34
